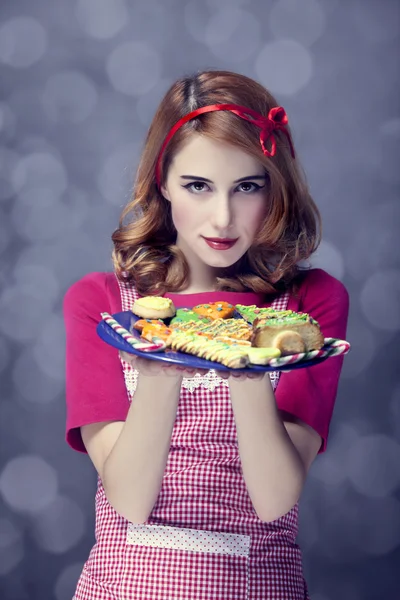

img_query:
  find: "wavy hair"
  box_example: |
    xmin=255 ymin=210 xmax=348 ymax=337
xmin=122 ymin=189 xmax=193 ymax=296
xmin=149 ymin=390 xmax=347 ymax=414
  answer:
xmin=112 ymin=70 xmax=321 ymax=296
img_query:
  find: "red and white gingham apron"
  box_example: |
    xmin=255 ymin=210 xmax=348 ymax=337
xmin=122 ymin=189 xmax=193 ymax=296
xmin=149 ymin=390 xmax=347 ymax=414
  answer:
xmin=74 ymin=281 xmax=310 ymax=600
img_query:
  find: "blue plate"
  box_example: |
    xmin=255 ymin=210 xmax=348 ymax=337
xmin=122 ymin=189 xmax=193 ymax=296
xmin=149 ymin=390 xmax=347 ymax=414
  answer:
xmin=96 ymin=311 xmax=345 ymax=373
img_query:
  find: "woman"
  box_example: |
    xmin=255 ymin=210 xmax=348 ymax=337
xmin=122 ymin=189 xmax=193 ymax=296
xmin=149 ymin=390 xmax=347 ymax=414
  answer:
xmin=64 ymin=70 xmax=349 ymax=599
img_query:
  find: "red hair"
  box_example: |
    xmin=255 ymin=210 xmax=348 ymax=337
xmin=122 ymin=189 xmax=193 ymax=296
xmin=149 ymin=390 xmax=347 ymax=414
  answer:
xmin=112 ymin=70 xmax=321 ymax=296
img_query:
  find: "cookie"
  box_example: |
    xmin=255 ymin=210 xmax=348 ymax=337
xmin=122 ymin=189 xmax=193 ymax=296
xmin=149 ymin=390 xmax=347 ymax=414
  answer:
xmin=141 ymin=322 xmax=173 ymax=343
xmin=235 ymin=304 xmax=295 ymax=324
xmin=170 ymin=318 xmax=252 ymax=341
xmin=166 ymin=331 xmax=249 ymax=369
xmin=132 ymin=296 xmax=176 ymax=320
xmin=252 ymin=313 xmax=324 ymax=354
xmin=192 ymin=301 xmax=235 ymax=320
xmin=133 ymin=319 xmax=165 ymax=332
xmin=246 ymin=347 xmax=281 ymax=365
xmin=170 ymin=308 xmax=210 ymax=325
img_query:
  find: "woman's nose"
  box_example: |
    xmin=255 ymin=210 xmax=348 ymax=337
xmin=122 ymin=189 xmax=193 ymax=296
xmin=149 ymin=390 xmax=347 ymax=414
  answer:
xmin=210 ymin=194 xmax=233 ymax=230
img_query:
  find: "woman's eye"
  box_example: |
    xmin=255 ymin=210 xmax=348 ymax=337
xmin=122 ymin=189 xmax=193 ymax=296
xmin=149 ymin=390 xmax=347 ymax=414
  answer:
xmin=237 ymin=182 xmax=264 ymax=193
xmin=183 ymin=182 xmax=209 ymax=193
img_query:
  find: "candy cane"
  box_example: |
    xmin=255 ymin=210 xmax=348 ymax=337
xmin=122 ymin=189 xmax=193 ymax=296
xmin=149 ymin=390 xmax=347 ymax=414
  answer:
xmin=101 ymin=313 xmax=166 ymax=352
xmin=268 ymin=339 xmax=350 ymax=367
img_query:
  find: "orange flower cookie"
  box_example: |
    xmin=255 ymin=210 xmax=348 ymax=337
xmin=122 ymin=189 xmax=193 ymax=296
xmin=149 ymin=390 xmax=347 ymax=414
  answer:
xmin=133 ymin=319 xmax=165 ymax=332
xmin=141 ymin=321 xmax=172 ymax=343
xmin=192 ymin=301 xmax=235 ymax=321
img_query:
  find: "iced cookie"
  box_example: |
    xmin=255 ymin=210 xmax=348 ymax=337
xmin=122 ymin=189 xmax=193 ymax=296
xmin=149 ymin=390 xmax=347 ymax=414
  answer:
xmin=133 ymin=319 xmax=165 ymax=332
xmin=169 ymin=308 xmax=210 ymax=325
xmin=251 ymin=313 xmax=324 ymax=355
xmin=235 ymin=304 xmax=295 ymax=324
xmin=246 ymin=347 xmax=281 ymax=365
xmin=192 ymin=301 xmax=235 ymax=320
xmin=166 ymin=331 xmax=249 ymax=369
xmin=141 ymin=322 xmax=173 ymax=343
xmin=132 ymin=296 xmax=176 ymax=320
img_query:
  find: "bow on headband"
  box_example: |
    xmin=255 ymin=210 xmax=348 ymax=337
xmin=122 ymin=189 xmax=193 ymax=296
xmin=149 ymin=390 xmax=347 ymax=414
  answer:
xmin=155 ymin=103 xmax=295 ymax=188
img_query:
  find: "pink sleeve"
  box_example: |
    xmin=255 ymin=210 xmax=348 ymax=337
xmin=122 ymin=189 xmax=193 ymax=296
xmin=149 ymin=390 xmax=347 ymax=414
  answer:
xmin=275 ymin=269 xmax=350 ymax=453
xmin=63 ymin=272 xmax=129 ymax=453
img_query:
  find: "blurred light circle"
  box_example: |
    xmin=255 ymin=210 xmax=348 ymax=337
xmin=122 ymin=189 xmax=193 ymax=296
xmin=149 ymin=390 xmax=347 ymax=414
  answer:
xmin=12 ymin=185 xmax=89 ymax=242
xmin=33 ymin=313 xmax=66 ymax=382
xmin=269 ymin=0 xmax=326 ymax=47
xmin=0 ymin=518 xmax=24 ymax=576
xmin=54 ymin=562 xmax=84 ymax=600
xmin=0 ymin=16 xmax=47 ymax=68
xmin=205 ymin=9 xmax=261 ymax=62
xmin=15 ymin=135 xmax=59 ymax=156
xmin=341 ymin=322 xmax=376 ymax=379
xmin=97 ymin=143 xmax=140 ymax=205
xmin=0 ymin=147 xmax=20 ymax=200
xmin=75 ymin=0 xmax=129 ymax=39
xmin=12 ymin=263 xmax=59 ymax=306
xmin=122 ymin=0 xmax=175 ymax=49
xmin=352 ymin=0 xmax=400 ymax=43
xmin=13 ymin=347 xmax=64 ymax=404
xmin=11 ymin=152 xmax=67 ymax=196
xmin=346 ymin=434 xmax=400 ymax=497
xmin=0 ymin=455 xmax=58 ymax=514
xmin=42 ymin=70 xmax=98 ymax=123
xmin=310 ymin=424 xmax=358 ymax=486
xmin=254 ymin=40 xmax=313 ymax=95
xmin=318 ymin=484 xmax=361 ymax=563
xmin=106 ymin=41 xmax=161 ymax=97
xmin=0 ymin=285 xmax=52 ymax=341
xmin=347 ymin=202 xmax=400 ymax=281
xmin=32 ymin=495 xmax=86 ymax=554
xmin=136 ymin=78 xmax=173 ymax=127
xmin=62 ymin=186 xmax=89 ymax=231
xmin=184 ymin=1 xmax=210 ymax=43
xmin=351 ymin=496 xmax=400 ymax=556
xmin=14 ymin=237 xmax=107 ymax=290
xmin=380 ymin=117 xmax=400 ymax=136
xmin=309 ymin=239 xmax=345 ymax=281
xmin=0 ymin=102 xmax=17 ymax=141
xmin=378 ymin=118 xmax=400 ymax=185
xmin=360 ymin=269 xmax=400 ymax=331
xmin=11 ymin=188 xmax=70 ymax=242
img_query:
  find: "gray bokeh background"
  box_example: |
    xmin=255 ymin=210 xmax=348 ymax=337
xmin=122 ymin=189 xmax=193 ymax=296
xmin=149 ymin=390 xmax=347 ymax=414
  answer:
xmin=0 ymin=0 xmax=399 ymax=599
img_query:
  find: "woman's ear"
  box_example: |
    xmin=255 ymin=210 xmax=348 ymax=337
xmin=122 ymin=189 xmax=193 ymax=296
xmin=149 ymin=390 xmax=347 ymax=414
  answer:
xmin=161 ymin=185 xmax=170 ymax=201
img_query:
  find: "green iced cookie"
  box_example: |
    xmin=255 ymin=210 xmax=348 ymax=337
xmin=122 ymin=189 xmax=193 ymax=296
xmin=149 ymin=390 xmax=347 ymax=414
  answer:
xmin=235 ymin=304 xmax=295 ymax=324
xmin=170 ymin=308 xmax=210 ymax=325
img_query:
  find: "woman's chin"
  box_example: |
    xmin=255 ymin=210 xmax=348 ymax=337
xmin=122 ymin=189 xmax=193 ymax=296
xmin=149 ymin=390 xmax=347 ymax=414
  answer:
xmin=200 ymin=253 xmax=244 ymax=270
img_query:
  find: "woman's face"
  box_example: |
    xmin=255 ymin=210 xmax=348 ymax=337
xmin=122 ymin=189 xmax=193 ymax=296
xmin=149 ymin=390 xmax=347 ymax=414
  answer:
xmin=162 ymin=134 xmax=269 ymax=283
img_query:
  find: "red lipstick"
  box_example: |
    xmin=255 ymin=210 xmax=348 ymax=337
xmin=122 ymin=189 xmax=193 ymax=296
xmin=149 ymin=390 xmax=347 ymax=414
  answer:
xmin=202 ymin=237 xmax=238 ymax=250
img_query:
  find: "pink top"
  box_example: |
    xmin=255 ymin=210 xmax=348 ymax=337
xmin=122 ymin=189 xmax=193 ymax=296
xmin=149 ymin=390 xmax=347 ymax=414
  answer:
xmin=64 ymin=268 xmax=349 ymax=454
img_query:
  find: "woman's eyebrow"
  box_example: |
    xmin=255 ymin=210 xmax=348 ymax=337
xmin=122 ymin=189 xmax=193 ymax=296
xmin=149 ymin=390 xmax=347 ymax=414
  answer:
xmin=179 ymin=175 xmax=267 ymax=183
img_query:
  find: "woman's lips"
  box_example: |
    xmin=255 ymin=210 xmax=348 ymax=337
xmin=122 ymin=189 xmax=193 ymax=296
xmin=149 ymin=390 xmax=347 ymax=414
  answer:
xmin=202 ymin=237 xmax=239 ymax=250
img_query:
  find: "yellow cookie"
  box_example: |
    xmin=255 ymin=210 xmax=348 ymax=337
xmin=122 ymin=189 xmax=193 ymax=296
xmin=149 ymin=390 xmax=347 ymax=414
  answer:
xmin=132 ymin=296 xmax=176 ymax=319
xmin=247 ymin=347 xmax=281 ymax=365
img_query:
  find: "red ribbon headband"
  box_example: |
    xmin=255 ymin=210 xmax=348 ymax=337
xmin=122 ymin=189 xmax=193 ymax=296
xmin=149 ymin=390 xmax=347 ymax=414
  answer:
xmin=155 ymin=103 xmax=295 ymax=188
